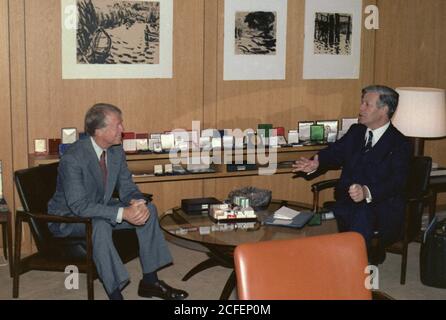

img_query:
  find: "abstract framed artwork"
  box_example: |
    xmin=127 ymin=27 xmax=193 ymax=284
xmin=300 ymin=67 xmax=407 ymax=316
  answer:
xmin=61 ymin=0 xmax=173 ymax=79
xmin=224 ymin=0 xmax=288 ymax=80
xmin=303 ymin=0 xmax=362 ymax=79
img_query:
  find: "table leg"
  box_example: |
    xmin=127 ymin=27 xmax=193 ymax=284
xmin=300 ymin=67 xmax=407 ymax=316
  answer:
xmin=7 ymin=210 xmax=13 ymax=277
xmin=182 ymin=257 xmax=220 ymax=281
xmin=219 ymin=270 xmax=236 ymax=300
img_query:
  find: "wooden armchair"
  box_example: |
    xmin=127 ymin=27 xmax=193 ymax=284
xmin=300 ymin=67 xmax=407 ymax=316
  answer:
xmin=13 ymin=162 xmax=148 ymax=299
xmin=0 ymin=203 xmax=13 ymax=277
xmin=310 ymin=156 xmax=434 ymax=284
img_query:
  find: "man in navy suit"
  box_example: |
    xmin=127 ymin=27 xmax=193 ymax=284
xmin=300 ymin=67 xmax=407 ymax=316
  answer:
xmin=293 ymin=85 xmax=412 ymax=264
xmin=48 ymin=103 xmax=188 ymax=300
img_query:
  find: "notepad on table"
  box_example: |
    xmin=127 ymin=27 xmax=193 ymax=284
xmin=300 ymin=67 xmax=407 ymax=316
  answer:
xmin=273 ymin=206 xmax=301 ymax=220
xmin=264 ymin=207 xmax=314 ymax=229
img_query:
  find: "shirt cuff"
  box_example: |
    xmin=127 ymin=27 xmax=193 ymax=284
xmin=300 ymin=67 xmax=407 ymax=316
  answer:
xmin=364 ymin=185 xmax=372 ymax=203
xmin=116 ymin=207 xmax=124 ymax=223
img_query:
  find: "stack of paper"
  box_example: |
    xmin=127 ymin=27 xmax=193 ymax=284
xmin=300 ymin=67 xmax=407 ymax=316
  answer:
xmin=273 ymin=206 xmax=301 ymax=220
xmin=264 ymin=207 xmax=314 ymax=229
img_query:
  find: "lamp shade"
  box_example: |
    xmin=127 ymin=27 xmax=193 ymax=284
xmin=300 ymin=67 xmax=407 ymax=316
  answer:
xmin=392 ymin=87 xmax=446 ymax=138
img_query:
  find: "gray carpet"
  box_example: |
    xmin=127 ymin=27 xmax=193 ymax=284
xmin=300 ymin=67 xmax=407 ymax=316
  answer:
xmin=1 ymin=237 xmax=446 ymax=300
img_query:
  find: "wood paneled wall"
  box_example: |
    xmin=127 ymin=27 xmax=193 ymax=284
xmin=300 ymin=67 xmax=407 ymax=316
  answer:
xmin=374 ymin=0 xmax=446 ymax=203
xmin=0 ymin=0 xmax=13 ymax=208
xmin=1 ymin=0 xmax=445 ymax=253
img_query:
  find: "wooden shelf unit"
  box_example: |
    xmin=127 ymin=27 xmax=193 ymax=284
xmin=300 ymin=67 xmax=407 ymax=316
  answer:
xmin=27 ymin=144 xmax=341 ymax=223
xmin=28 ymin=145 xmax=326 ymax=183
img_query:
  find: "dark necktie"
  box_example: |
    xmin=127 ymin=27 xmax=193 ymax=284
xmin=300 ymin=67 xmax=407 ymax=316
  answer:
xmin=99 ymin=150 xmax=107 ymax=187
xmin=364 ymin=131 xmax=373 ymax=153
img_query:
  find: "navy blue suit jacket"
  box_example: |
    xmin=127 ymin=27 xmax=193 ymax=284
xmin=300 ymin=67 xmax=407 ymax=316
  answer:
xmin=317 ymin=123 xmax=412 ymax=246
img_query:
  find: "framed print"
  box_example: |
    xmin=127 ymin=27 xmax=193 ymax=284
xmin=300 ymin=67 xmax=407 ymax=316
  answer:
xmin=287 ymin=129 xmax=299 ymax=144
xmin=154 ymin=164 xmax=164 ymax=175
xmin=122 ymin=132 xmax=137 ymax=153
xmin=298 ymin=121 xmax=314 ymax=142
xmin=303 ymin=0 xmax=362 ymax=79
xmin=164 ymin=163 xmax=173 ymax=174
xmin=317 ymin=120 xmax=339 ymax=141
xmin=160 ymin=133 xmax=174 ymax=150
xmin=62 ymin=127 xmax=78 ymax=144
xmin=34 ymin=139 xmax=48 ymax=154
xmin=224 ymin=0 xmax=288 ymax=80
xmin=62 ymin=0 xmax=173 ymax=79
xmin=136 ymin=133 xmax=149 ymax=151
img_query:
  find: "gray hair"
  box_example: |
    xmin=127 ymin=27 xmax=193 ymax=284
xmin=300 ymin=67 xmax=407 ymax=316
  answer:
xmin=362 ymin=85 xmax=399 ymax=119
xmin=84 ymin=103 xmax=122 ymax=136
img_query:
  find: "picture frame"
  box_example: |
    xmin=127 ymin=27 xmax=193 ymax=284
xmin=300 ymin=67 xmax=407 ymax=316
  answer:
xmin=223 ymin=0 xmax=288 ymax=80
xmin=61 ymin=127 xmax=77 ymax=144
xmin=287 ymin=130 xmax=299 ymax=144
xmin=298 ymin=121 xmax=314 ymax=142
xmin=316 ymin=120 xmax=339 ymax=142
xmin=122 ymin=132 xmax=137 ymax=153
xmin=135 ymin=133 xmax=149 ymax=151
xmin=34 ymin=139 xmax=48 ymax=154
xmin=160 ymin=133 xmax=175 ymax=150
xmin=61 ymin=0 xmax=173 ymax=79
xmin=303 ymin=0 xmax=363 ymax=79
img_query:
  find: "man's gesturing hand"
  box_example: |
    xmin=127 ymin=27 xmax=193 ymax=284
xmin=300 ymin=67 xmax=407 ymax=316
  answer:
xmin=292 ymin=155 xmax=319 ymax=173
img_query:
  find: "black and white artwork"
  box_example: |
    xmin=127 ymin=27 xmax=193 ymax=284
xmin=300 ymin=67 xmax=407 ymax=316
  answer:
xmin=62 ymin=0 xmax=173 ymax=79
xmin=303 ymin=0 xmax=362 ymax=79
xmin=313 ymin=12 xmax=352 ymax=55
xmin=76 ymin=0 xmax=160 ymax=64
xmin=234 ymin=11 xmax=277 ymax=55
xmin=224 ymin=0 xmax=287 ymax=81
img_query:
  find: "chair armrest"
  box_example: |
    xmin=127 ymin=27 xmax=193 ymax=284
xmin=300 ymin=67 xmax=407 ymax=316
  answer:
xmin=406 ymin=191 xmax=432 ymax=204
xmin=111 ymin=190 xmax=153 ymax=203
xmin=16 ymin=210 xmax=92 ymax=224
xmin=311 ymin=179 xmax=339 ymax=193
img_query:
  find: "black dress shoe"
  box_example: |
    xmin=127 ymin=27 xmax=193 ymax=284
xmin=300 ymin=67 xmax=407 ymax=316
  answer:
xmin=138 ymin=280 xmax=189 ymax=300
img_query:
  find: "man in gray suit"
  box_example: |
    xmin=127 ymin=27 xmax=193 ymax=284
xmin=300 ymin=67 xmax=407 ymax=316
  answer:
xmin=48 ymin=103 xmax=188 ymax=300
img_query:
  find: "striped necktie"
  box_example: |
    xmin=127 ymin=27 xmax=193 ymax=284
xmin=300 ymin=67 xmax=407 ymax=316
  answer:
xmin=99 ymin=150 xmax=107 ymax=187
xmin=364 ymin=131 xmax=373 ymax=153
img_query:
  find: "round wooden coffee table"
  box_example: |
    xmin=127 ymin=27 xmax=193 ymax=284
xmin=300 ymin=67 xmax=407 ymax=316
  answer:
xmin=160 ymin=199 xmax=338 ymax=299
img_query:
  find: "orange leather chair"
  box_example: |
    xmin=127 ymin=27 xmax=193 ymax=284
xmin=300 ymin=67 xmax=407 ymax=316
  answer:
xmin=234 ymin=232 xmax=372 ymax=300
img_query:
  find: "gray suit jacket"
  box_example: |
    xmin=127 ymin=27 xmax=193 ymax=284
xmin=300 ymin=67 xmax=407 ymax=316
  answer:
xmin=48 ymin=138 xmax=144 ymax=236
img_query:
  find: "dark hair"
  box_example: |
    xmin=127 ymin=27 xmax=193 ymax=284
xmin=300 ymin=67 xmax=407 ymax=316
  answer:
xmin=84 ymin=103 xmax=122 ymax=136
xmin=362 ymin=85 xmax=399 ymax=118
